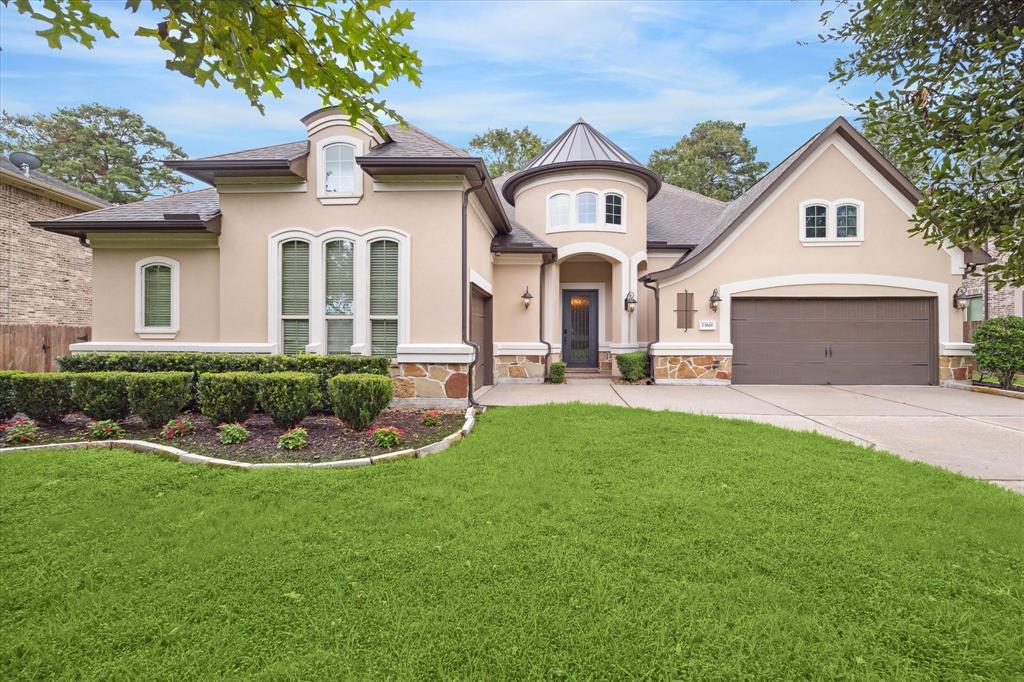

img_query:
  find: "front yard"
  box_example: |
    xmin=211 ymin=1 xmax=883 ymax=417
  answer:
xmin=2 ymin=404 xmax=1022 ymax=679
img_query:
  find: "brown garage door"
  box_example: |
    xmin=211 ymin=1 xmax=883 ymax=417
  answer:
xmin=731 ymin=298 xmax=937 ymax=385
xmin=469 ymin=285 xmax=493 ymax=389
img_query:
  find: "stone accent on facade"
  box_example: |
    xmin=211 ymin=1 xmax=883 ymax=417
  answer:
xmin=939 ymin=355 xmax=976 ymax=385
xmin=654 ymin=355 xmax=733 ymax=384
xmin=0 ymin=183 xmax=93 ymax=325
xmin=392 ymin=363 xmax=470 ymax=403
xmin=962 ymin=240 xmax=1023 ymax=328
xmin=599 ymin=351 xmax=612 ymax=373
xmin=495 ymin=354 xmax=545 ymax=383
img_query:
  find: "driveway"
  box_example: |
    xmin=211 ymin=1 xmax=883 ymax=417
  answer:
xmin=476 ymin=382 xmax=1024 ymax=493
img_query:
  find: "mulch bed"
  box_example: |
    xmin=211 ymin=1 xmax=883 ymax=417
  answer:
xmin=1 ymin=408 xmax=465 ymax=464
xmin=971 ymin=380 xmax=1024 ymax=393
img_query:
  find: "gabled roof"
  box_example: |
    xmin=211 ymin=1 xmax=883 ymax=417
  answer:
xmin=0 ymin=157 xmax=109 ymax=210
xmin=644 ymin=116 xmax=925 ymax=281
xmin=31 ymin=188 xmax=221 ymax=237
xmin=501 ymin=118 xmax=662 ymax=203
xmin=646 ymin=184 xmax=726 ymax=249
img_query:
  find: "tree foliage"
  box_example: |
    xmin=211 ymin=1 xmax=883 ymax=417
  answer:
xmin=648 ymin=121 xmax=769 ymax=201
xmin=821 ymin=0 xmax=1024 ymax=287
xmin=0 ymin=103 xmax=188 ymax=203
xmin=468 ymin=127 xmax=547 ymax=177
xmin=5 ymin=0 xmax=422 ymax=129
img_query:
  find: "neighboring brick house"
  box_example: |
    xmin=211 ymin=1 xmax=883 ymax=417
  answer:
xmin=960 ymin=241 xmax=1024 ymax=341
xmin=1 ymin=156 xmax=108 ymax=326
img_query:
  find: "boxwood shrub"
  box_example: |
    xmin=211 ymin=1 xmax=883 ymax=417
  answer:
xmin=58 ymin=352 xmax=389 ymax=376
xmin=327 ymin=373 xmax=393 ymax=431
xmin=197 ymin=372 xmax=259 ymax=424
xmin=972 ymin=316 xmax=1024 ymax=389
xmin=126 ymin=372 xmax=194 ymax=427
xmin=256 ymin=372 xmax=322 ymax=429
xmin=12 ymin=373 xmax=75 ymax=424
xmin=548 ymin=362 xmax=566 ymax=384
xmin=72 ymin=372 xmax=135 ymax=421
xmin=615 ymin=351 xmax=649 ymax=382
xmin=0 ymin=370 xmax=24 ymax=421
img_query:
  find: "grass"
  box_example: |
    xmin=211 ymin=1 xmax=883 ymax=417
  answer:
xmin=2 ymin=404 xmax=1022 ymax=680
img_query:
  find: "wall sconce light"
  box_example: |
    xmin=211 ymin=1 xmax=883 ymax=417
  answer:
xmin=521 ymin=286 xmax=534 ymax=309
xmin=624 ymin=291 xmax=637 ymax=313
xmin=709 ymin=288 xmax=721 ymax=312
xmin=953 ymin=286 xmax=969 ymax=311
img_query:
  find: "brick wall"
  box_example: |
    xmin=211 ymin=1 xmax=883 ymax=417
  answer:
xmin=0 ymin=183 xmax=92 ymax=325
xmin=962 ymin=240 xmax=1022 ymax=321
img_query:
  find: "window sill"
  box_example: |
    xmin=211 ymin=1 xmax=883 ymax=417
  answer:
xmin=547 ymin=223 xmax=627 ymax=235
xmin=135 ymin=329 xmax=179 ymax=339
xmin=799 ymin=239 xmax=864 ymax=247
xmin=318 ymin=195 xmax=362 ymax=206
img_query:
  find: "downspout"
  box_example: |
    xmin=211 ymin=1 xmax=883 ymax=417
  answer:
xmin=642 ymin=277 xmax=659 ymax=381
xmin=462 ymin=174 xmax=488 ymax=408
xmin=539 ymin=256 xmax=552 ymax=377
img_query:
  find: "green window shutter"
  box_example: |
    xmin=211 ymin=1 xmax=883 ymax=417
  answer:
xmin=327 ymin=319 xmax=353 ymax=355
xmin=371 ymin=319 xmax=398 ymax=358
xmin=281 ymin=240 xmax=310 ymax=316
xmin=282 ymin=319 xmax=309 ymax=355
xmin=369 ymin=239 xmax=398 ymax=316
xmin=325 ymin=240 xmax=354 ymax=315
xmin=143 ymin=264 xmax=172 ymax=327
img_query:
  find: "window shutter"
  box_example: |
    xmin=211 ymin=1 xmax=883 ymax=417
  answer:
xmin=371 ymin=319 xmax=398 ymax=357
xmin=325 ymin=240 xmax=354 ymax=315
xmin=143 ymin=264 xmax=172 ymax=327
xmin=282 ymin=319 xmax=309 ymax=355
xmin=281 ymin=240 xmax=310 ymax=316
xmin=675 ymin=292 xmax=694 ymax=330
xmin=327 ymin=319 xmax=353 ymax=354
xmin=369 ymin=240 xmax=399 ymax=316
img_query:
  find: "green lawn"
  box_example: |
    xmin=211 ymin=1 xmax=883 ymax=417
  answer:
xmin=2 ymin=405 xmax=1022 ymax=680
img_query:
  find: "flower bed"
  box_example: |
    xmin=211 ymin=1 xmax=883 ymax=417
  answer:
xmin=0 ymin=408 xmax=464 ymax=464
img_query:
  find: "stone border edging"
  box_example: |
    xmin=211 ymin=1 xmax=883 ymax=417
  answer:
xmin=969 ymin=384 xmax=1024 ymax=401
xmin=1 ymin=407 xmax=480 ymax=469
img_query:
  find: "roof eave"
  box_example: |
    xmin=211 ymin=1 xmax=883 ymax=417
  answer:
xmin=164 ymin=158 xmax=307 ymax=185
xmin=31 ymin=213 xmax=222 ymax=238
xmin=0 ymin=167 xmax=108 ymax=211
xmin=501 ymin=161 xmax=662 ymax=204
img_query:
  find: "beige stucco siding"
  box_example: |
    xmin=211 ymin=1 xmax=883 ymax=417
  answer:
xmin=90 ymin=246 xmax=219 ymax=342
xmin=492 ymin=262 xmax=541 ymax=343
xmin=467 ymin=196 xmax=495 ymax=298
xmin=656 ymin=141 xmax=963 ymax=347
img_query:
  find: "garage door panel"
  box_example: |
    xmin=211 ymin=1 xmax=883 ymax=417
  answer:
xmin=826 ymin=363 xmax=930 ymax=385
xmin=734 ymin=320 xmax=830 ymax=343
xmin=825 ymin=319 xmax=930 ymax=342
xmin=734 ymin=342 xmax=828 ymax=364
xmin=731 ymin=362 xmax=829 ymax=385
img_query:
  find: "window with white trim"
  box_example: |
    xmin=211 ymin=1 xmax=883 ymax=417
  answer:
xmin=280 ymin=240 xmax=311 ymax=354
xmin=369 ymin=239 xmax=399 ymax=358
xmin=324 ymin=143 xmax=355 ymax=194
xmin=836 ymin=203 xmax=859 ymax=238
xmin=548 ymin=193 xmax=570 ymax=228
xmin=605 ymin=193 xmax=623 ymax=225
xmin=324 ymin=239 xmax=355 ymax=354
xmin=135 ymin=256 xmax=180 ymax=338
xmin=804 ymin=204 xmax=827 ymax=239
xmin=799 ymin=199 xmax=865 ymax=244
xmin=576 ymin=192 xmax=597 ymax=224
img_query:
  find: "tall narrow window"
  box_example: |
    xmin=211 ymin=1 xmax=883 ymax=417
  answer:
xmin=577 ymin=192 xmax=597 ymax=224
xmin=836 ymin=203 xmax=859 ymax=238
xmin=605 ymin=193 xmax=623 ymax=225
xmin=143 ymin=264 xmax=172 ymax=327
xmin=369 ymin=239 xmax=399 ymax=358
xmin=324 ymin=143 xmax=355 ymax=193
xmin=281 ymin=240 xmax=310 ymax=354
xmin=548 ymin=193 xmax=570 ymax=228
xmin=325 ymin=239 xmax=355 ymax=354
xmin=804 ymin=204 xmax=827 ymax=239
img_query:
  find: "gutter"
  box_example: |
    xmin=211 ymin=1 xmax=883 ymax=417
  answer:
xmin=462 ymin=176 xmax=489 ymax=408
xmin=642 ymin=277 xmax=659 ymax=380
xmin=539 ymin=256 xmax=553 ymax=377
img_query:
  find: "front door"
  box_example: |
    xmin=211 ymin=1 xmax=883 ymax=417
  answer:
xmin=562 ymin=289 xmax=598 ymax=368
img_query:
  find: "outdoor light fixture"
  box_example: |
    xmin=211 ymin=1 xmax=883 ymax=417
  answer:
xmin=953 ymin=285 xmax=969 ymax=310
xmin=521 ymin=286 xmax=534 ymax=309
xmin=624 ymin=291 xmax=637 ymax=313
xmin=709 ymin=288 xmax=721 ymax=312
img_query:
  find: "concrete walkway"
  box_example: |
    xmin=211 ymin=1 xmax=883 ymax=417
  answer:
xmin=476 ymin=382 xmax=1024 ymax=493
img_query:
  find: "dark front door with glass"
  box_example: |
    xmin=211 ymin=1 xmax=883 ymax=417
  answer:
xmin=562 ymin=289 xmax=598 ymax=368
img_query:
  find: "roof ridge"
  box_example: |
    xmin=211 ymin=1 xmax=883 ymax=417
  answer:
xmin=395 ymin=123 xmax=469 ymax=157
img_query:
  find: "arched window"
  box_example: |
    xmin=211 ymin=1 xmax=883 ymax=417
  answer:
xmin=135 ymin=256 xmax=179 ymax=338
xmin=548 ymin=193 xmax=570 ymax=228
xmin=369 ymin=238 xmax=399 ymax=358
xmin=280 ymin=240 xmax=311 ymax=354
xmin=576 ymin=192 xmax=597 ymax=224
xmin=324 ymin=239 xmax=355 ymax=354
xmin=604 ymin=193 xmax=623 ymax=225
xmin=836 ymin=203 xmax=859 ymax=239
xmin=804 ymin=204 xmax=827 ymax=239
xmin=324 ymin=142 xmax=355 ymax=194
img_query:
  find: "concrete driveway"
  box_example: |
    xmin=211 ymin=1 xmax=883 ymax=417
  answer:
xmin=476 ymin=382 xmax=1024 ymax=493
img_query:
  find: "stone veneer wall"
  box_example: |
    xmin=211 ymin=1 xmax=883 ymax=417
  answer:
xmin=392 ymin=363 xmax=469 ymax=402
xmin=494 ymin=354 xmax=545 ymax=382
xmin=654 ymin=355 xmax=733 ymax=383
xmin=939 ymin=355 xmax=976 ymax=385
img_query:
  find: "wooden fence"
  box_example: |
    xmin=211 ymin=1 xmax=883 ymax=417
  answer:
xmin=0 ymin=324 xmax=91 ymax=372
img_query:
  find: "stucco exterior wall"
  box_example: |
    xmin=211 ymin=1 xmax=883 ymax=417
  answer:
xmin=492 ymin=261 xmax=541 ymax=343
xmin=655 ymin=141 xmax=964 ymax=351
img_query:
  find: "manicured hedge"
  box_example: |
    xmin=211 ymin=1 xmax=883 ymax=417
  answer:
xmin=196 ymin=372 xmax=259 ymax=425
xmin=548 ymin=362 xmax=566 ymax=384
xmin=327 ymin=373 xmax=393 ymax=431
xmin=0 ymin=370 xmax=24 ymax=421
xmin=12 ymin=373 xmax=75 ymax=424
xmin=71 ymin=372 xmax=133 ymax=421
xmin=126 ymin=372 xmax=193 ymax=427
xmin=256 ymin=372 xmax=321 ymax=429
xmin=58 ymin=352 xmax=389 ymax=376
xmin=972 ymin=316 xmax=1024 ymax=389
xmin=615 ymin=351 xmax=649 ymax=382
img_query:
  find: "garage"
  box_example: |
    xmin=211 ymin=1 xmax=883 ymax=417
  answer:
xmin=731 ymin=298 xmax=937 ymax=385
xmin=469 ymin=285 xmax=493 ymax=389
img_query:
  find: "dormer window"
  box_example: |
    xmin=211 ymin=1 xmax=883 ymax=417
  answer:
xmin=605 ymin=193 xmax=623 ymax=225
xmin=804 ymin=204 xmax=827 ymax=239
xmin=548 ymin=193 xmax=570 ymax=228
xmin=836 ymin=203 xmax=859 ymax=238
xmin=324 ymin=143 xmax=355 ymax=193
xmin=576 ymin=192 xmax=598 ymax=224
xmin=545 ymin=188 xmax=627 ymax=233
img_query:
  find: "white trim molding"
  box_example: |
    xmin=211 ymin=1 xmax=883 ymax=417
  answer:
xmin=396 ymin=343 xmax=474 ymax=364
xmin=494 ymin=341 xmax=549 ymax=355
xmin=559 ymin=282 xmax=608 ymax=349
xmin=315 ymin=134 xmax=364 ymax=205
xmin=798 ymin=197 xmax=865 ymax=246
xmin=71 ymin=342 xmax=275 ymax=353
xmin=649 ymin=342 xmax=734 ymax=357
xmin=545 ymin=188 xmax=628 ymax=234
xmin=134 ymin=256 xmax=180 ymax=339
xmin=469 ymin=269 xmax=493 ymax=295
xmin=514 ymin=170 xmax=647 ymax=200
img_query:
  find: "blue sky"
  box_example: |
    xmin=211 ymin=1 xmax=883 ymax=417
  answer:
xmin=0 ymin=1 xmax=875 ymax=184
